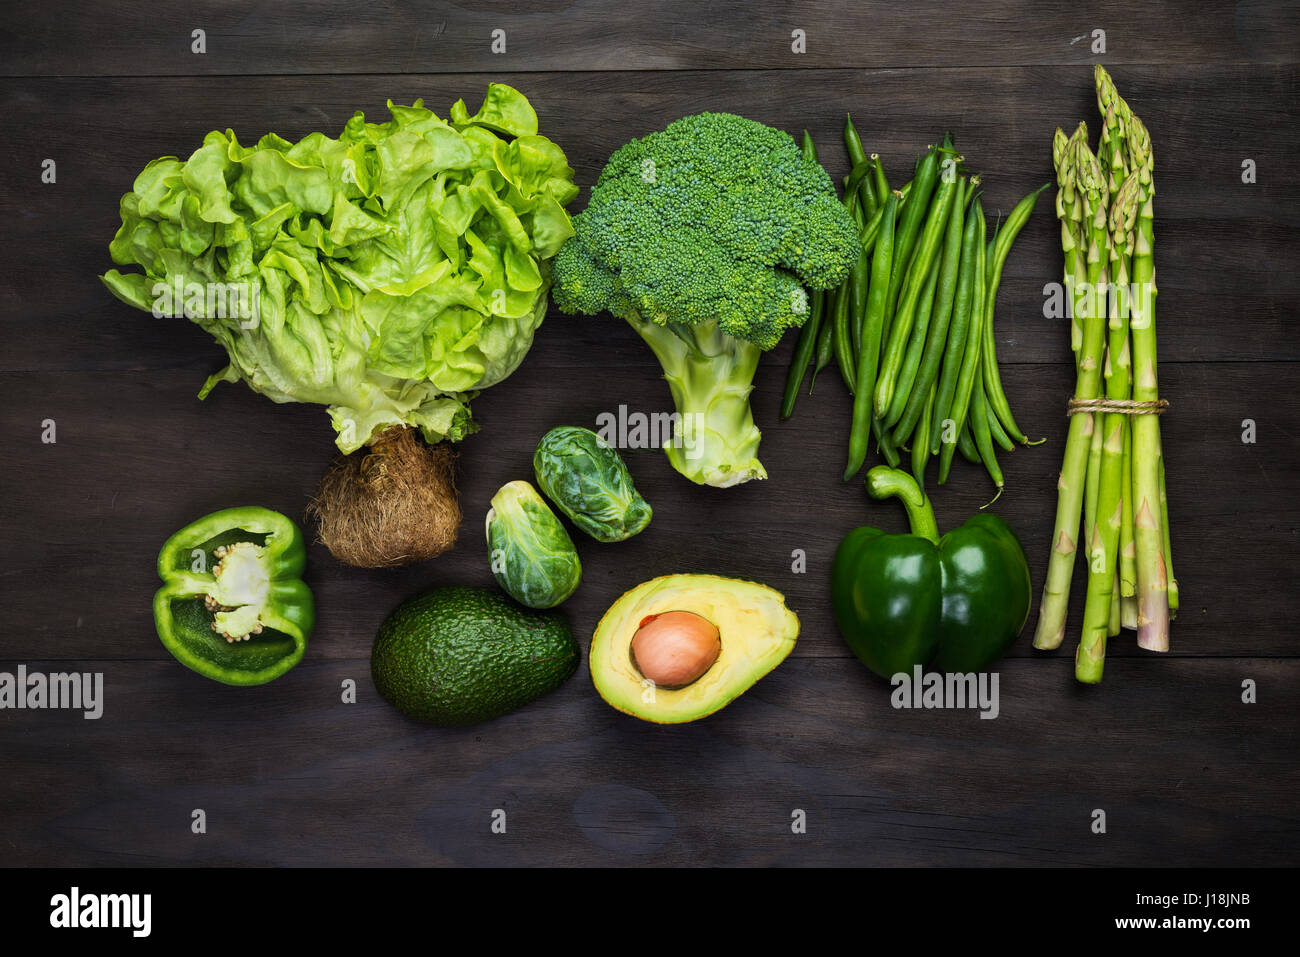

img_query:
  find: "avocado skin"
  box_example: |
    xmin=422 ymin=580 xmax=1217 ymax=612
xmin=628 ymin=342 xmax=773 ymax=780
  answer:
xmin=372 ymin=585 xmax=578 ymax=727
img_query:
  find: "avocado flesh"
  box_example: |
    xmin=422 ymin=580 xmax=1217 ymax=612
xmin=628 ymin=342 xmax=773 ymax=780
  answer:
xmin=591 ymin=574 xmax=800 ymax=723
xmin=372 ymin=585 xmax=578 ymax=727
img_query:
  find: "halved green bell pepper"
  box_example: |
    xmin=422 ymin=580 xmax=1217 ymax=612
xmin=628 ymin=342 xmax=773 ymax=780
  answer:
xmin=154 ymin=506 xmax=314 ymax=686
xmin=831 ymin=467 xmax=1031 ymax=677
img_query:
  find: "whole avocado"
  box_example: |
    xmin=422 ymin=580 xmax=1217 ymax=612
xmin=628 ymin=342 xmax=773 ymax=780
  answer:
xmin=371 ymin=585 xmax=578 ymax=726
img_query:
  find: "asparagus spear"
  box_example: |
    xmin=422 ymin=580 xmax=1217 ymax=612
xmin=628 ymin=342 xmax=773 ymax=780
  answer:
xmin=1086 ymin=91 xmax=1170 ymax=650
xmin=1097 ymin=67 xmax=1140 ymax=622
xmin=1110 ymin=570 xmax=1122 ymax=636
xmin=1077 ymin=171 xmax=1139 ymax=682
xmin=1120 ymin=419 xmax=1138 ymax=600
xmin=1159 ymin=450 xmax=1179 ymax=618
xmin=1032 ymin=137 xmax=1110 ymax=650
xmin=1119 ymin=96 xmax=1171 ymax=652
xmin=1097 ymin=75 xmax=1129 ymax=206
xmin=1084 ymin=395 xmax=1104 ymax=562
xmin=1053 ymin=125 xmax=1087 ymax=361
xmin=1120 ymin=414 xmax=1139 ymax=629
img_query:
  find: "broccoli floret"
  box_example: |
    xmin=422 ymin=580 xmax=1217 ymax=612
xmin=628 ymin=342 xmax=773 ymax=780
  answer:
xmin=555 ymin=112 xmax=858 ymax=349
xmin=552 ymin=112 xmax=859 ymax=486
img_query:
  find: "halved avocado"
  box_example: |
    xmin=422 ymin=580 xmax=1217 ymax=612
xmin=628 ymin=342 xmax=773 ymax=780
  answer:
xmin=590 ymin=574 xmax=800 ymax=723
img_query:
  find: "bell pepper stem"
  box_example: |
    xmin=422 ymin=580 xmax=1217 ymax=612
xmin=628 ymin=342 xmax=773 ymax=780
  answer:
xmin=865 ymin=466 xmax=941 ymax=544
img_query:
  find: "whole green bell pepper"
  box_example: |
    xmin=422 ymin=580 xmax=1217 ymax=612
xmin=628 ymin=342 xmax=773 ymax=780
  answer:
xmin=154 ymin=506 xmax=314 ymax=686
xmin=831 ymin=467 xmax=1031 ymax=677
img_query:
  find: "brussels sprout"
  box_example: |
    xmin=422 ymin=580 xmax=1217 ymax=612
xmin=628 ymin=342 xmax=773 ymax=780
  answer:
xmin=486 ymin=481 xmax=581 ymax=609
xmin=533 ymin=426 xmax=652 ymax=542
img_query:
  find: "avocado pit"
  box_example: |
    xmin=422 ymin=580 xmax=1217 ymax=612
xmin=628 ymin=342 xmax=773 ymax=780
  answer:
xmin=630 ymin=610 xmax=721 ymax=689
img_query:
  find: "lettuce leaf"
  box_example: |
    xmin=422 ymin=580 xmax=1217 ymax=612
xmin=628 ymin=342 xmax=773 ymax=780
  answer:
xmin=102 ymin=83 xmax=575 ymax=453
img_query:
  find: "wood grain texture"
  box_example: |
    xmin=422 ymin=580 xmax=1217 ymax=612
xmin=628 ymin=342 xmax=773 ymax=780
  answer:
xmin=3 ymin=65 xmax=1297 ymax=374
xmin=0 ymin=357 xmax=1296 ymax=660
xmin=2 ymin=658 xmax=1295 ymax=866
xmin=3 ymin=0 xmax=1297 ymax=77
xmin=0 ymin=1 xmax=1297 ymax=868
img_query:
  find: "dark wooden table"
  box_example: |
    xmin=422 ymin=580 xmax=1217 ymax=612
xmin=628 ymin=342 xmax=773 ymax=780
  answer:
xmin=2 ymin=1 xmax=1297 ymax=867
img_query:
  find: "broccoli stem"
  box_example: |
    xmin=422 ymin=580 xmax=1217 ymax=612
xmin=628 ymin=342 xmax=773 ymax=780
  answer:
xmin=626 ymin=314 xmax=767 ymax=487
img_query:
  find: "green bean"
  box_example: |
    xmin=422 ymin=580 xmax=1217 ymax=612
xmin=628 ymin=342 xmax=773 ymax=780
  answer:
xmin=987 ymin=183 xmax=1048 ymax=276
xmin=858 ymin=210 xmax=884 ymax=257
xmin=860 ymin=168 xmax=879 ymax=219
xmin=780 ymin=288 xmax=824 ymax=419
xmin=844 ymin=114 xmax=867 ymax=166
xmin=801 ymin=130 xmax=836 ymax=397
xmin=856 ymin=177 xmax=909 ymax=254
xmin=884 ymin=251 xmax=941 ymax=431
xmin=844 ymin=116 xmax=879 ymax=221
xmin=844 ymin=191 xmax=898 ymax=480
xmin=850 ymin=241 xmax=869 ymax=360
xmin=844 ymin=161 xmax=874 ymax=203
xmin=938 ymin=199 xmax=988 ymax=485
xmin=885 ymin=137 xmax=946 ymax=322
xmin=981 ymin=183 xmax=1050 ymax=445
xmin=872 ymin=154 xmax=890 ymax=211
xmin=844 ymin=188 xmax=867 ymax=361
xmin=985 ymin=216 xmax=1002 ymax=275
xmin=809 ymin=297 xmax=835 ymax=393
xmin=880 ymin=167 xmax=934 ymax=359
xmin=930 ymin=189 xmax=983 ymax=456
xmin=832 ymin=275 xmax=856 ymax=395
xmin=978 ymin=217 xmax=1015 ymax=451
xmin=986 ymin=398 xmax=1015 ymax=451
xmin=912 ymin=384 xmax=936 ymax=490
xmin=782 ymin=131 xmax=827 ymax=414
xmin=874 ymin=416 xmax=901 ymax=468
xmin=892 ymin=175 xmax=967 ymax=443
xmin=801 ymin=130 xmax=818 ymax=162
xmin=969 ymin=368 xmax=1004 ymax=490
xmin=877 ymin=163 xmax=959 ymax=417
xmin=852 ymin=178 xmax=912 ymax=261
xmin=849 ymin=192 xmax=878 ymax=366
xmin=958 ymin=421 xmax=981 ymax=464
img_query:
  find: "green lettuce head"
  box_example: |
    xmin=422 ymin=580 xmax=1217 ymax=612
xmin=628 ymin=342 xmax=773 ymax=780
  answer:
xmin=102 ymin=83 xmax=577 ymax=453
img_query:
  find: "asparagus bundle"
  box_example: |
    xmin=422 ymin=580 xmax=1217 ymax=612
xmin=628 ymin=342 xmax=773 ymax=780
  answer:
xmin=1032 ymin=66 xmax=1177 ymax=682
xmin=783 ymin=117 xmax=1047 ymax=497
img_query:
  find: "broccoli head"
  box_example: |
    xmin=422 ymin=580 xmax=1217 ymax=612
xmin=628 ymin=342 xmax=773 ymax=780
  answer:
xmin=551 ymin=112 xmax=860 ymax=486
xmin=553 ymin=112 xmax=858 ymax=349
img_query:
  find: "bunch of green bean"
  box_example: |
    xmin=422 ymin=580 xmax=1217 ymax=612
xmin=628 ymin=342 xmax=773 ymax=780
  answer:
xmin=783 ymin=117 xmax=1048 ymax=495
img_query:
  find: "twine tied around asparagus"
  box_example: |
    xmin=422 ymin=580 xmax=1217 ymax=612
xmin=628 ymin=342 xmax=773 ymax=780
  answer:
xmin=1066 ymin=397 xmax=1169 ymax=416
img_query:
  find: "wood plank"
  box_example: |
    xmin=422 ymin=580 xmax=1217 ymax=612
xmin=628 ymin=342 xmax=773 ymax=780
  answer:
xmin=3 ymin=1 xmax=1296 ymax=77
xmin=1 ymin=658 xmax=1294 ymax=866
xmin=2 ymin=64 xmax=1296 ymax=375
xmin=0 ymin=9 xmax=1296 ymax=870
xmin=0 ymin=358 xmax=1294 ymax=661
